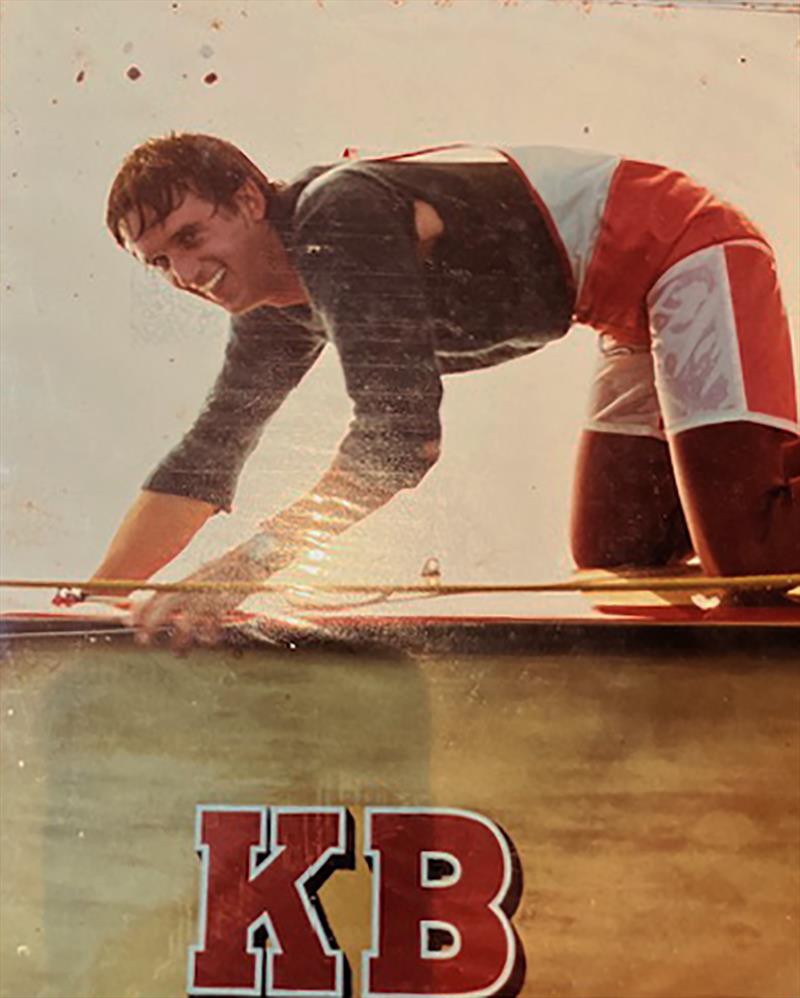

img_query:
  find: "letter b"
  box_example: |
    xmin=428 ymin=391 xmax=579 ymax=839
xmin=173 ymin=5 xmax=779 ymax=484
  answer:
xmin=362 ymin=808 xmax=522 ymax=996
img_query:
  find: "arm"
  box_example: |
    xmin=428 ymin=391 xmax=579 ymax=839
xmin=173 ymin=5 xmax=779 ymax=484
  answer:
xmin=88 ymin=306 xmax=324 ymax=595
xmin=135 ymin=169 xmax=445 ymax=648
xmin=89 ymin=490 xmax=217 ymax=593
xmin=144 ymin=305 xmax=326 ymax=512
xmin=265 ymin=167 xmax=444 ymax=553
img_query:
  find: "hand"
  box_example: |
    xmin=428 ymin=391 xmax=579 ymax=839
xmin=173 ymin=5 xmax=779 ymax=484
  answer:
xmin=132 ymin=547 xmax=267 ymax=653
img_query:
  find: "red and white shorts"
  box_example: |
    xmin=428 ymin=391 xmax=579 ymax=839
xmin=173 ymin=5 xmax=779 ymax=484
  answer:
xmin=586 ymin=240 xmax=798 ymax=440
xmin=505 ymin=146 xmax=799 ymax=441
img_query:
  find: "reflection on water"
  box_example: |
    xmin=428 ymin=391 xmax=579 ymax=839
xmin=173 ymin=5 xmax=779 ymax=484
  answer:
xmin=1 ymin=636 xmax=798 ymax=996
xmin=3 ymin=640 xmax=431 ymax=997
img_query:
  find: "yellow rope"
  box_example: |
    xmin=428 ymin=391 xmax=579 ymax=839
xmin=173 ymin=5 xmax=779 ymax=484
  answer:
xmin=0 ymin=573 xmax=798 ymax=596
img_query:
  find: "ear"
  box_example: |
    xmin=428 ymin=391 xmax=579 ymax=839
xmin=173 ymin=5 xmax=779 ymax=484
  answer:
xmin=233 ymin=178 xmax=268 ymax=222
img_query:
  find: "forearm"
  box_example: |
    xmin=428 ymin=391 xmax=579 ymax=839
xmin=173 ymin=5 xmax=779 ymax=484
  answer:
xmin=90 ymin=490 xmax=217 ymax=592
xmin=127 ymin=464 xmax=409 ymax=651
xmin=261 ymin=466 xmax=397 ymax=560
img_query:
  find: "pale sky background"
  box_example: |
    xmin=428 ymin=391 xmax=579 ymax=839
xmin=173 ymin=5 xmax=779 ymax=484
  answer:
xmin=1 ymin=0 xmax=798 ymax=613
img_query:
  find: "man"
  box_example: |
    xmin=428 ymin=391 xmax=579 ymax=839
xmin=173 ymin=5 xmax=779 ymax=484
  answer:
xmin=86 ymin=134 xmax=799 ymax=648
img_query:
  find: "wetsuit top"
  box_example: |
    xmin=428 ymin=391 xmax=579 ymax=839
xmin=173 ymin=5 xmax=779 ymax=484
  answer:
xmin=144 ymin=158 xmax=574 ymax=511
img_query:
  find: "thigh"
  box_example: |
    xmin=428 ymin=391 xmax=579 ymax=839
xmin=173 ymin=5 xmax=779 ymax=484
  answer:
xmin=570 ymin=429 xmax=692 ymax=569
xmin=571 ymin=332 xmax=691 ymax=569
xmin=648 ymin=240 xmax=800 ymax=573
xmin=647 ymin=240 xmax=797 ymax=438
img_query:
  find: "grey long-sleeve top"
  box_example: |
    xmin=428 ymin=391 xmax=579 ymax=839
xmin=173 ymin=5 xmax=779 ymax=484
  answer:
xmin=144 ymin=157 xmax=574 ymax=510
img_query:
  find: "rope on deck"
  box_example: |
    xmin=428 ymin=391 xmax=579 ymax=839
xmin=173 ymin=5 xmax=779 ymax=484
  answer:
xmin=1 ymin=573 xmax=798 ymax=597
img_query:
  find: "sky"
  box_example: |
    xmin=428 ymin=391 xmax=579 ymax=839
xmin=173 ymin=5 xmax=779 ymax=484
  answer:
xmin=1 ymin=0 xmax=798 ymax=612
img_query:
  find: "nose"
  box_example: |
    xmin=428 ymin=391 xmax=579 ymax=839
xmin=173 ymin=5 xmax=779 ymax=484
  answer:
xmin=169 ymin=250 xmax=202 ymax=290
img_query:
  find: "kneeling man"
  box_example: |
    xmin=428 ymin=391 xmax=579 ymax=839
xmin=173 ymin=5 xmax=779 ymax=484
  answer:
xmin=86 ymin=134 xmax=800 ymax=645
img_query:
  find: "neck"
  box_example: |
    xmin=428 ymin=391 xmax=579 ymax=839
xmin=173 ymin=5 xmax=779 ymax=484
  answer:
xmin=256 ymin=224 xmax=309 ymax=308
xmin=260 ymin=276 xmax=309 ymax=309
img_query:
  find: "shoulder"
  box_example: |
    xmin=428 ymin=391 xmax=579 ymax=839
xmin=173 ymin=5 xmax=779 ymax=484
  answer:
xmin=296 ymin=162 xmax=377 ymax=208
xmin=293 ymin=162 xmax=405 ymax=232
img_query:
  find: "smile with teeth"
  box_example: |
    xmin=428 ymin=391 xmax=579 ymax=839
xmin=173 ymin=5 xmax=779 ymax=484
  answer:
xmin=197 ymin=267 xmax=226 ymax=296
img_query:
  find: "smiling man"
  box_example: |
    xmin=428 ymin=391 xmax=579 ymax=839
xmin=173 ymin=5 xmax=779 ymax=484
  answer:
xmin=85 ymin=133 xmax=799 ymax=647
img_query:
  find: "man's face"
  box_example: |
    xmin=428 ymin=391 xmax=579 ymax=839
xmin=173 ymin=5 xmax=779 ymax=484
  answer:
xmin=123 ymin=184 xmax=300 ymax=314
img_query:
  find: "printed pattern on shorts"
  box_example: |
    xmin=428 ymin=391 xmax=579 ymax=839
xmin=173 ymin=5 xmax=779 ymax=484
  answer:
xmin=647 ymin=240 xmax=798 ymax=435
xmin=574 ymin=159 xmax=766 ymax=347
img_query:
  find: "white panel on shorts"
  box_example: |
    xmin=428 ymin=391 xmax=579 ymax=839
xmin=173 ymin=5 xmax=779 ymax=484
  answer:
xmin=585 ymin=336 xmax=666 ymax=441
xmin=504 ymin=146 xmax=620 ymax=296
xmin=647 ymin=244 xmax=750 ymax=435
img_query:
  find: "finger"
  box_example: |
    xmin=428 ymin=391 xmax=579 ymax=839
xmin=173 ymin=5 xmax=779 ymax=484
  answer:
xmin=135 ymin=594 xmax=183 ymax=644
xmin=131 ymin=594 xmax=154 ymax=629
xmin=194 ymin=616 xmax=224 ymax=647
xmin=168 ymin=609 xmax=225 ymax=654
xmin=169 ymin=612 xmax=197 ymax=655
xmin=132 ymin=597 xmax=159 ymax=644
xmin=197 ymin=595 xmax=238 ymax=644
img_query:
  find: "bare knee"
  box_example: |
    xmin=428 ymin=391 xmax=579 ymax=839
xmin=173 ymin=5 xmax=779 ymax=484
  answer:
xmin=571 ymin=511 xmax=691 ymax=569
xmin=570 ymin=430 xmax=692 ymax=570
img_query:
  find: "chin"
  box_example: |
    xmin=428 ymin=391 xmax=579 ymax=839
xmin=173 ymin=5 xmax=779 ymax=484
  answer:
xmin=226 ymin=282 xmax=305 ymax=314
xmin=226 ymin=300 xmax=251 ymax=315
xmin=222 ymin=285 xmax=262 ymax=315
xmin=229 ymin=295 xmax=268 ymax=315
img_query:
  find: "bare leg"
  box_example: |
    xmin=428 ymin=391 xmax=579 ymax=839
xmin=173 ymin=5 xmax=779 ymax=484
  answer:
xmin=669 ymin=421 xmax=800 ymax=574
xmin=570 ymin=430 xmax=692 ymax=569
xmin=571 ymin=424 xmax=800 ymax=574
xmin=641 ymin=240 xmax=800 ymax=575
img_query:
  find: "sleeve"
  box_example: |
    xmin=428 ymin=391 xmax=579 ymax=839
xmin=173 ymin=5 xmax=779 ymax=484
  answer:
xmin=143 ymin=306 xmax=326 ymax=511
xmin=292 ymin=166 xmax=444 ymax=494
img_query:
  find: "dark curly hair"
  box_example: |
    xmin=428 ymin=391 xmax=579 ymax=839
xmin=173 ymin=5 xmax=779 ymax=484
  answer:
xmin=106 ymin=132 xmax=281 ymax=247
